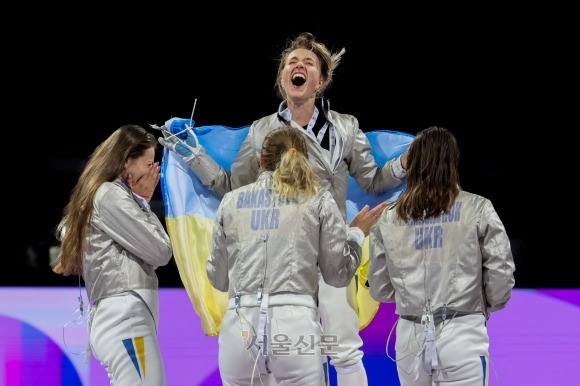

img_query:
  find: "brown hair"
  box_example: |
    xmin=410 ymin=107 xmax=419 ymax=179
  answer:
xmin=394 ymin=126 xmax=461 ymax=222
xmin=53 ymin=124 xmax=158 ymax=276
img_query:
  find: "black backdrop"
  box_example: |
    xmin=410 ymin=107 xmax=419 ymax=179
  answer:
xmin=8 ymin=11 xmax=573 ymax=288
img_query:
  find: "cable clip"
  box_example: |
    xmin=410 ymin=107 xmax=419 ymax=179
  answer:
xmin=421 ymin=312 xmax=432 ymax=326
xmin=78 ymin=296 xmax=84 ymax=315
xmin=234 ymin=292 xmax=241 ymax=308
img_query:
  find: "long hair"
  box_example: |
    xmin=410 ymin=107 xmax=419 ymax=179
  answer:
xmin=275 ymin=32 xmax=345 ymax=100
xmin=261 ymin=126 xmax=319 ymax=202
xmin=394 ymin=126 xmax=461 ymax=222
xmin=52 ymin=124 xmax=158 ymax=276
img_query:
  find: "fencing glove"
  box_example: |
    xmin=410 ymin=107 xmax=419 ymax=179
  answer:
xmin=151 ymin=117 xmax=202 ymax=162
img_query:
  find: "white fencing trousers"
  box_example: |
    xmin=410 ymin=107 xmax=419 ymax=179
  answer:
xmin=88 ymin=293 xmax=166 ymax=385
xmin=218 ymin=294 xmax=327 ymax=386
xmin=394 ymin=313 xmax=490 ymax=386
xmin=317 ymin=272 xmax=365 ymax=370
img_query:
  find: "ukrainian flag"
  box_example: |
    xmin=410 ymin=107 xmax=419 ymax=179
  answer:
xmin=160 ymin=125 xmax=413 ymax=336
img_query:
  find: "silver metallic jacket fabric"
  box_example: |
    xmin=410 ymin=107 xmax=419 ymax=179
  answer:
xmin=187 ymin=99 xmax=404 ymax=221
xmin=206 ymin=172 xmax=362 ymax=301
xmin=368 ymin=191 xmax=516 ymax=317
xmin=82 ymin=179 xmax=173 ymax=303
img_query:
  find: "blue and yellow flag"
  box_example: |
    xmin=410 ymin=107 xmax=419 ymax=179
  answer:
xmin=160 ymin=125 xmax=413 ymax=336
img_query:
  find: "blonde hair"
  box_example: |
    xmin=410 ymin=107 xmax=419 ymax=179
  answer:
xmin=275 ymin=32 xmax=345 ymax=100
xmin=261 ymin=126 xmax=319 ymax=202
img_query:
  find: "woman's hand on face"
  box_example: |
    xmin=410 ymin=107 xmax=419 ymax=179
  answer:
xmin=127 ymin=162 xmax=160 ymax=202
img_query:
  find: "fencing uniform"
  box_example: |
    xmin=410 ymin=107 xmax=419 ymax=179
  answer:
xmin=369 ymin=190 xmax=516 ymax=385
xmin=89 ymin=290 xmax=165 ymax=385
xmin=206 ymin=171 xmax=364 ymax=385
xmin=188 ymin=98 xmax=406 ymax=385
xmin=84 ymin=179 xmax=173 ymax=385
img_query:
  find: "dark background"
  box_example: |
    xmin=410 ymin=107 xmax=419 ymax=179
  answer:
xmin=8 ymin=11 xmax=573 ymax=288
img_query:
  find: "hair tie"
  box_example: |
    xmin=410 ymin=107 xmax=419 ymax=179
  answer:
xmin=288 ymin=147 xmax=297 ymax=152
